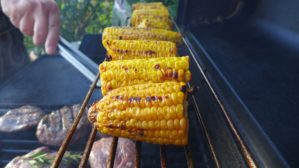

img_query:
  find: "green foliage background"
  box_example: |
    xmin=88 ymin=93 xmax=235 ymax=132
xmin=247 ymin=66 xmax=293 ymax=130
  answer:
xmin=58 ymin=0 xmax=113 ymax=41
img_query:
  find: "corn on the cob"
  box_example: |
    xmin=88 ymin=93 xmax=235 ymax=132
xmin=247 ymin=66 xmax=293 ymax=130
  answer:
xmin=135 ymin=17 xmax=173 ymax=30
xmin=133 ymin=5 xmax=168 ymax=12
xmin=132 ymin=2 xmax=166 ymax=11
xmin=102 ymin=39 xmax=177 ymax=60
xmin=88 ymin=82 xmax=189 ymax=145
xmin=132 ymin=9 xmax=170 ymax=17
xmin=102 ymin=27 xmax=182 ymax=44
xmin=131 ymin=9 xmax=172 ymax=30
xmin=100 ymin=56 xmax=191 ymax=95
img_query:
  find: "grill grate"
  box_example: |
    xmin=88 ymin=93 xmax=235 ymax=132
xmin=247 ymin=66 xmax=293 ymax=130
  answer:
xmin=51 ymin=20 xmax=219 ymax=168
xmin=51 ymin=72 xmax=205 ymax=168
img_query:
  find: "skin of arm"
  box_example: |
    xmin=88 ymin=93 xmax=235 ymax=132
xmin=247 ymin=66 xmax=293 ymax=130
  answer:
xmin=0 ymin=0 xmax=60 ymax=54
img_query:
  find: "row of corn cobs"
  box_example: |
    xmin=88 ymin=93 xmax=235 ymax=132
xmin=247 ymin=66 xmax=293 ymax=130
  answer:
xmin=88 ymin=2 xmax=191 ymax=146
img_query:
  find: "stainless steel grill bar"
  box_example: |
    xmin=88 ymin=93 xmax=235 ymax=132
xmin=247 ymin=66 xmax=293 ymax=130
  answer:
xmin=79 ymin=126 xmax=97 ymax=168
xmin=189 ymin=92 xmax=220 ymax=168
xmin=107 ymin=137 xmax=118 ymax=168
xmin=160 ymin=145 xmax=167 ymax=168
xmin=184 ymin=145 xmax=194 ymax=168
xmin=135 ymin=141 xmax=141 ymax=168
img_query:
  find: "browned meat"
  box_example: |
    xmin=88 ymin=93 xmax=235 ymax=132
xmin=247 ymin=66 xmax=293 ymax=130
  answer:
xmin=36 ymin=104 xmax=89 ymax=146
xmin=89 ymin=138 xmax=136 ymax=168
xmin=5 ymin=146 xmax=80 ymax=168
xmin=0 ymin=105 xmax=45 ymax=132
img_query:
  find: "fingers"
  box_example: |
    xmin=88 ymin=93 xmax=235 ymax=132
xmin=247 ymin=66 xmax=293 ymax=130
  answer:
xmin=45 ymin=5 xmax=60 ymax=55
xmin=33 ymin=12 xmax=49 ymax=46
xmin=5 ymin=0 xmax=33 ymax=29
xmin=19 ymin=14 xmax=34 ymax=36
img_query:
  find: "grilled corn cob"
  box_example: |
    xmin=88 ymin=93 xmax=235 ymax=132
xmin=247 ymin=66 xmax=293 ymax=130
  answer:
xmin=102 ymin=27 xmax=182 ymax=44
xmin=132 ymin=9 xmax=170 ymax=18
xmin=131 ymin=9 xmax=172 ymax=30
xmin=135 ymin=17 xmax=173 ymax=30
xmin=102 ymin=39 xmax=177 ymax=60
xmin=132 ymin=2 xmax=166 ymax=11
xmin=88 ymin=82 xmax=189 ymax=145
xmin=100 ymin=56 xmax=191 ymax=95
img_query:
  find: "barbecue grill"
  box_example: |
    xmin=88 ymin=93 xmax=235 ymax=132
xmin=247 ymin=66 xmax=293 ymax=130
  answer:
xmin=1 ymin=0 xmax=298 ymax=167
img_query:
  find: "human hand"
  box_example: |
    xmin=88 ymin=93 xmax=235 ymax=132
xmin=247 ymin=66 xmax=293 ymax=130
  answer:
xmin=1 ymin=0 xmax=60 ymax=54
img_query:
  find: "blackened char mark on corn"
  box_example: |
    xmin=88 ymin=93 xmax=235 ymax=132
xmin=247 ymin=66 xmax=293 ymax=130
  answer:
xmin=173 ymin=71 xmax=178 ymax=79
xmin=154 ymin=64 xmax=161 ymax=69
xmin=145 ymin=50 xmax=156 ymax=55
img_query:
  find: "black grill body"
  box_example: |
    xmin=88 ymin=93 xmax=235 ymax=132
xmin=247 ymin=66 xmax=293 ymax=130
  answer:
xmin=177 ymin=0 xmax=299 ymax=167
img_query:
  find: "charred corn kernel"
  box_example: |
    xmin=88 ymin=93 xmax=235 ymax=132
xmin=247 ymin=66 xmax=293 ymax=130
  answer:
xmin=99 ymin=56 xmax=191 ymax=95
xmin=132 ymin=2 xmax=166 ymax=11
xmin=102 ymin=27 xmax=182 ymax=44
xmin=102 ymin=39 xmax=177 ymax=60
xmin=88 ymin=82 xmax=188 ymax=145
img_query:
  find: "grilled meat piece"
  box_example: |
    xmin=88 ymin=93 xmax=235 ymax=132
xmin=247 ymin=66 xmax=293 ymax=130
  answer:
xmin=5 ymin=146 xmax=80 ymax=168
xmin=36 ymin=104 xmax=89 ymax=146
xmin=0 ymin=105 xmax=44 ymax=132
xmin=89 ymin=138 xmax=135 ymax=168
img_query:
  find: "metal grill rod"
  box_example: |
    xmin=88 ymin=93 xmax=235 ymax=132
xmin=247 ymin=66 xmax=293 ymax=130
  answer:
xmin=184 ymin=145 xmax=194 ymax=168
xmin=135 ymin=141 xmax=141 ymax=168
xmin=160 ymin=145 xmax=167 ymax=168
xmin=107 ymin=137 xmax=118 ymax=168
xmin=79 ymin=126 xmax=97 ymax=168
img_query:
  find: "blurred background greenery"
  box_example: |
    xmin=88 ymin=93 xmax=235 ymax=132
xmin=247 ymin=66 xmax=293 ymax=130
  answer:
xmin=24 ymin=0 xmax=178 ymax=55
